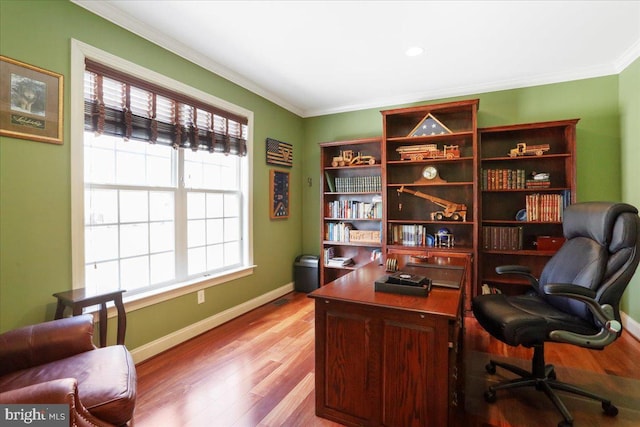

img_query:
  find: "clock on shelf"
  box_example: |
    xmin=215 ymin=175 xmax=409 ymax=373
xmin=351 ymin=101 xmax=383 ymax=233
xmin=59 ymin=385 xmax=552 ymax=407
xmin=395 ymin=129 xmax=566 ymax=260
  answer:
xmin=270 ymin=169 xmax=289 ymax=219
xmin=414 ymin=165 xmax=447 ymax=184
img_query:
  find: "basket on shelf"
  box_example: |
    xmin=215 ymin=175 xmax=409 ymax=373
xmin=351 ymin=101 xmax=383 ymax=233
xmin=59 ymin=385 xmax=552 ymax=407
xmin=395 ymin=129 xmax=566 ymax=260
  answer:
xmin=349 ymin=230 xmax=381 ymax=243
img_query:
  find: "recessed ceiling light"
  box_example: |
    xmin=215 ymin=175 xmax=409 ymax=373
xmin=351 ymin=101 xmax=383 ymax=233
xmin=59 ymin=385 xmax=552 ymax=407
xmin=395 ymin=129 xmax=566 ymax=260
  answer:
xmin=405 ymin=46 xmax=424 ymax=57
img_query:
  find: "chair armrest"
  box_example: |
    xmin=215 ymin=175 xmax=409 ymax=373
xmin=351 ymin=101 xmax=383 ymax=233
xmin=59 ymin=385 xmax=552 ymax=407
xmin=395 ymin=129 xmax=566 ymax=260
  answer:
xmin=543 ymin=283 xmax=596 ymax=300
xmin=0 ymin=379 xmax=114 ymax=427
xmin=495 ymin=265 xmax=539 ymax=287
xmin=543 ymin=283 xmax=621 ymax=348
xmin=0 ymin=315 xmax=96 ymax=376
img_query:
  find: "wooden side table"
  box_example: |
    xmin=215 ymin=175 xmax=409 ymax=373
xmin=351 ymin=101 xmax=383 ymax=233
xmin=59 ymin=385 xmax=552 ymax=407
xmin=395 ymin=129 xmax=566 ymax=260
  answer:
xmin=53 ymin=288 xmax=126 ymax=347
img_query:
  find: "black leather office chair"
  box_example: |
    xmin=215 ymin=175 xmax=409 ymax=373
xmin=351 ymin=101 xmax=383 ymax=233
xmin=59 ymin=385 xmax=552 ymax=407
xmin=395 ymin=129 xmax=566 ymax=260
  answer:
xmin=472 ymin=201 xmax=640 ymax=427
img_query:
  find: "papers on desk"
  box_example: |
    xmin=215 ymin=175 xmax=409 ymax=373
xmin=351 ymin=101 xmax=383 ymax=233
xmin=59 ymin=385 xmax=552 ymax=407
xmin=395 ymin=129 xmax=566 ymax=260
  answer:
xmin=404 ymin=262 xmax=463 ymax=289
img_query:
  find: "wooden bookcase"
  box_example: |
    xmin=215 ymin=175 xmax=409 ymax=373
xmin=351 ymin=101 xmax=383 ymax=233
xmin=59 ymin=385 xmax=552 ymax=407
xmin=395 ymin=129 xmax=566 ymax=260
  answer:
xmin=319 ymin=137 xmax=383 ymax=285
xmin=478 ymin=119 xmax=578 ymax=296
xmin=381 ymin=99 xmax=479 ymax=310
xmin=317 ymin=102 xmax=579 ymax=310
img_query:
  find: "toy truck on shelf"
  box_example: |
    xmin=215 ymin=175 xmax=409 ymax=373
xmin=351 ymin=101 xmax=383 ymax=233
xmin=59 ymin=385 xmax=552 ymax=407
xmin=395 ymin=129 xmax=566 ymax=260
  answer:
xmin=396 ymin=144 xmax=460 ymax=161
xmin=332 ymin=150 xmax=376 ymax=167
xmin=508 ymin=142 xmax=550 ymax=157
xmin=397 ymin=185 xmax=467 ymax=221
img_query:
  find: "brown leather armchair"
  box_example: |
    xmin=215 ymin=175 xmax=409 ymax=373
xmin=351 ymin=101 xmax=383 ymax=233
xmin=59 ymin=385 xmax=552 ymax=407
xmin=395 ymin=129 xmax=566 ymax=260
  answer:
xmin=0 ymin=315 xmax=137 ymax=426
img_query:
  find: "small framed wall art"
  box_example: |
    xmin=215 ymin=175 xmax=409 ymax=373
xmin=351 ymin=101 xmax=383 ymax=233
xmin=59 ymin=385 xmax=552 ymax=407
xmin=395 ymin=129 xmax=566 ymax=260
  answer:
xmin=0 ymin=55 xmax=64 ymax=144
xmin=270 ymin=169 xmax=289 ymax=219
xmin=266 ymin=137 xmax=293 ymax=167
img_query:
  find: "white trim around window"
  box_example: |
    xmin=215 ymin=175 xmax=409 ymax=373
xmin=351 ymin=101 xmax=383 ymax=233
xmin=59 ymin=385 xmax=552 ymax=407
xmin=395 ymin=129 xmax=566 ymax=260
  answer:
xmin=70 ymin=39 xmax=255 ymax=311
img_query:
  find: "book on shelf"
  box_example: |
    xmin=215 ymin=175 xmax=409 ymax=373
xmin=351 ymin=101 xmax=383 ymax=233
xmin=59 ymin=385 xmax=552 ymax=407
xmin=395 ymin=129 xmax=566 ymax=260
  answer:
xmin=326 ymin=257 xmax=354 ymax=267
xmin=481 ymin=169 xmax=555 ymax=190
xmin=525 ymin=192 xmax=570 ymax=222
xmin=323 ymin=247 xmax=335 ymax=264
xmin=388 ymin=224 xmax=428 ymax=247
xmin=482 ymin=226 xmax=523 ymax=250
xmin=326 ymin=200 xmax=382 ymax=219
xmin=481 ymin=283 xmax=503 ymax=295
xmin=334 ymin=175 xmax=381 ymax=192
xmin=325 ymin=222 xmax=354 ymax=242
xmin=525 ymin=179 xmax=551 ymax=189
xmin=325 ymin=171 xmax=335 ymax=192
xmin=481 ymin=168 xmax=526 ymax=190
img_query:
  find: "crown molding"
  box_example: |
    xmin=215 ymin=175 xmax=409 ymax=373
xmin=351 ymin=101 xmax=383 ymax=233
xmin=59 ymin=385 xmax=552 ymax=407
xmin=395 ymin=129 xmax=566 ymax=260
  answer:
xmin=303 ymin=62 xmax=622 ymax=118
xmin=614 ymin=38 xmax=640 ymax=73
xmin=72 ymin=1 xmax=640 ymax=119
xmin=71 ymin=0 xmax=304 ymax=117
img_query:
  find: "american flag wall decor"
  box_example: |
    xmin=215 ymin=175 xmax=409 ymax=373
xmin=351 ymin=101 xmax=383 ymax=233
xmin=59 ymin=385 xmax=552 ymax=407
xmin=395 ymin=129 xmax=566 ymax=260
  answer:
xmin=408 ymin=113 xmax=452 ymax=137
xmin=266 ymin=138 xmax=293 ymax=167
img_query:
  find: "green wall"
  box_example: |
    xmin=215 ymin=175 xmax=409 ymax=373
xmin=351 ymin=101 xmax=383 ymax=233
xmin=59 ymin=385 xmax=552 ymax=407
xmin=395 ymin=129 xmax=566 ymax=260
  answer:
xmin=0 ymin=1 xmax=304 ymax=346
xmin=620 ymin=57 xmax=640 ymax=320
xmin=2 ymin=1 xmax=639 ymax=347
xmin=302 ymin=78 xmax=622 ymax=254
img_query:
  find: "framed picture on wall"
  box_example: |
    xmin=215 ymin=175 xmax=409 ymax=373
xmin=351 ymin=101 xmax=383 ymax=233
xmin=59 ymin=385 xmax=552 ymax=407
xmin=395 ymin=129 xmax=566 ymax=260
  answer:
xmin=0 ymin=55 xmax=64 ymax=144
xmin=266 ymin=137 xmax=293 ymax=167
xmin=270 ymin=169 xmax=289 ymax=219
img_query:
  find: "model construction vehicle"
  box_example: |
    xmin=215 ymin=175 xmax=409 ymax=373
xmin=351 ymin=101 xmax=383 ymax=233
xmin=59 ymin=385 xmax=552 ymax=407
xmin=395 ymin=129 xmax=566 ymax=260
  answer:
xmin=396 ymin=144 xmax=460 ymax=161
xmin=332 ymin=150 xmax=376 ymax=167
xmin=508 ymin=142 xmax=550 ymax=157
xmin=397 ymin=185 xmax=467 ymax=221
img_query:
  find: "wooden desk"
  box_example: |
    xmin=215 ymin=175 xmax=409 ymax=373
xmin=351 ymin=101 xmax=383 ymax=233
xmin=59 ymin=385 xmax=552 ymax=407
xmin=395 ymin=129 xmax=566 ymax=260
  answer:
xmin=53 ymin=288 xmax=126 ymax=347
xmin=309 ymin=256 xmax=465 ymax=427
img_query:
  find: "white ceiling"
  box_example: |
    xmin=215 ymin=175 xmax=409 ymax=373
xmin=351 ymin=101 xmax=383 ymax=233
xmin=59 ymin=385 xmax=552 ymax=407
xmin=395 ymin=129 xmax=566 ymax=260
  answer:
xmin=74 ymin=1 xmax=640 ymax=118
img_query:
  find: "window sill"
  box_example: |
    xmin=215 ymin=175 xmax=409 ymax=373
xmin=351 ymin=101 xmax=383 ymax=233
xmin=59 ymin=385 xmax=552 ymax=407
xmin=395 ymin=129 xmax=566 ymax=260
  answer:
xmin=86 ymin=265 xmax=256 ymax=319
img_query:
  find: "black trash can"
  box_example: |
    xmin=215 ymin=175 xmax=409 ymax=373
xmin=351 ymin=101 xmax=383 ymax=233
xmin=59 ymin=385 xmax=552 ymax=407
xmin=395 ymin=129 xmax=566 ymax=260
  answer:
xmin=294 ymin=254 xmax=319 ymax=293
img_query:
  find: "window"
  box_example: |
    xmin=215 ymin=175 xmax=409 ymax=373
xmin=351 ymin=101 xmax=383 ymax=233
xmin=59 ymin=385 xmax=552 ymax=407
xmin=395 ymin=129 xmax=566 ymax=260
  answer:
xmin=72 ymin=43 xmax=253 ymax=302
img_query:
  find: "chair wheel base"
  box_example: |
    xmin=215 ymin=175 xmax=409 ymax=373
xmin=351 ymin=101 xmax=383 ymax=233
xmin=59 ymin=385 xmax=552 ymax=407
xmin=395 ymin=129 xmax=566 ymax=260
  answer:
xmin=484 ymin=390 xmax=497 ymax=403
xmin=602 ymin=401 xmax=618 ymax=417
xmin=482 ymin=354 xmax=619 ymax=427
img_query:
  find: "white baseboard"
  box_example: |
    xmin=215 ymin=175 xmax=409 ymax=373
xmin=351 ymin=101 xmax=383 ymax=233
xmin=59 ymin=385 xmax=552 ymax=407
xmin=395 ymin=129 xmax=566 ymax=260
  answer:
xmin=130 ymin=282 xmax=295 ymax=363
xmin=621 ymin=311 xmax=640 ymax=341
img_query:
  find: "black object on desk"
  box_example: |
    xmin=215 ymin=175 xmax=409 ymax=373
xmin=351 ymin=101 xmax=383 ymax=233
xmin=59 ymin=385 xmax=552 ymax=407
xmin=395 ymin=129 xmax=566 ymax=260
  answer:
xmin=53 ymin=288 xmax=126 ymax=347
xmin=375 ymin=272 xmax=432 ymax=296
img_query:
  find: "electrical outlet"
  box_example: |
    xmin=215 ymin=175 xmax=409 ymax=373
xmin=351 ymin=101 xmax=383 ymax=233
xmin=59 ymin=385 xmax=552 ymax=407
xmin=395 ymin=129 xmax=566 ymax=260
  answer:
xmin=197 ymin=290 xmax=205 ymax=304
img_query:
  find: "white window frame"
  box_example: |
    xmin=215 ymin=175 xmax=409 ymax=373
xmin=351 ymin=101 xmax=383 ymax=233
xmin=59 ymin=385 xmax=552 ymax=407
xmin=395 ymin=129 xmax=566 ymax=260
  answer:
xmin=70 ymin=40 xmax=254 ymax=311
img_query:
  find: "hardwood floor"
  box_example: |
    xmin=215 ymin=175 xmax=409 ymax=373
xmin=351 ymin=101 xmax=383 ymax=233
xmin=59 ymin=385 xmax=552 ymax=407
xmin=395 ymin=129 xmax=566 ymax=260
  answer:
xmin=130 ymin=292 xmax=640 ymax=427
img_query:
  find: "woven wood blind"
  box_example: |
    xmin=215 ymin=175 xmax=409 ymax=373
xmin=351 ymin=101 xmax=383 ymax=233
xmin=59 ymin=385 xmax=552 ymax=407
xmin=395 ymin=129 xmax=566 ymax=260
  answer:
xmin=84 ymin=59 xmax=247 ymax=156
